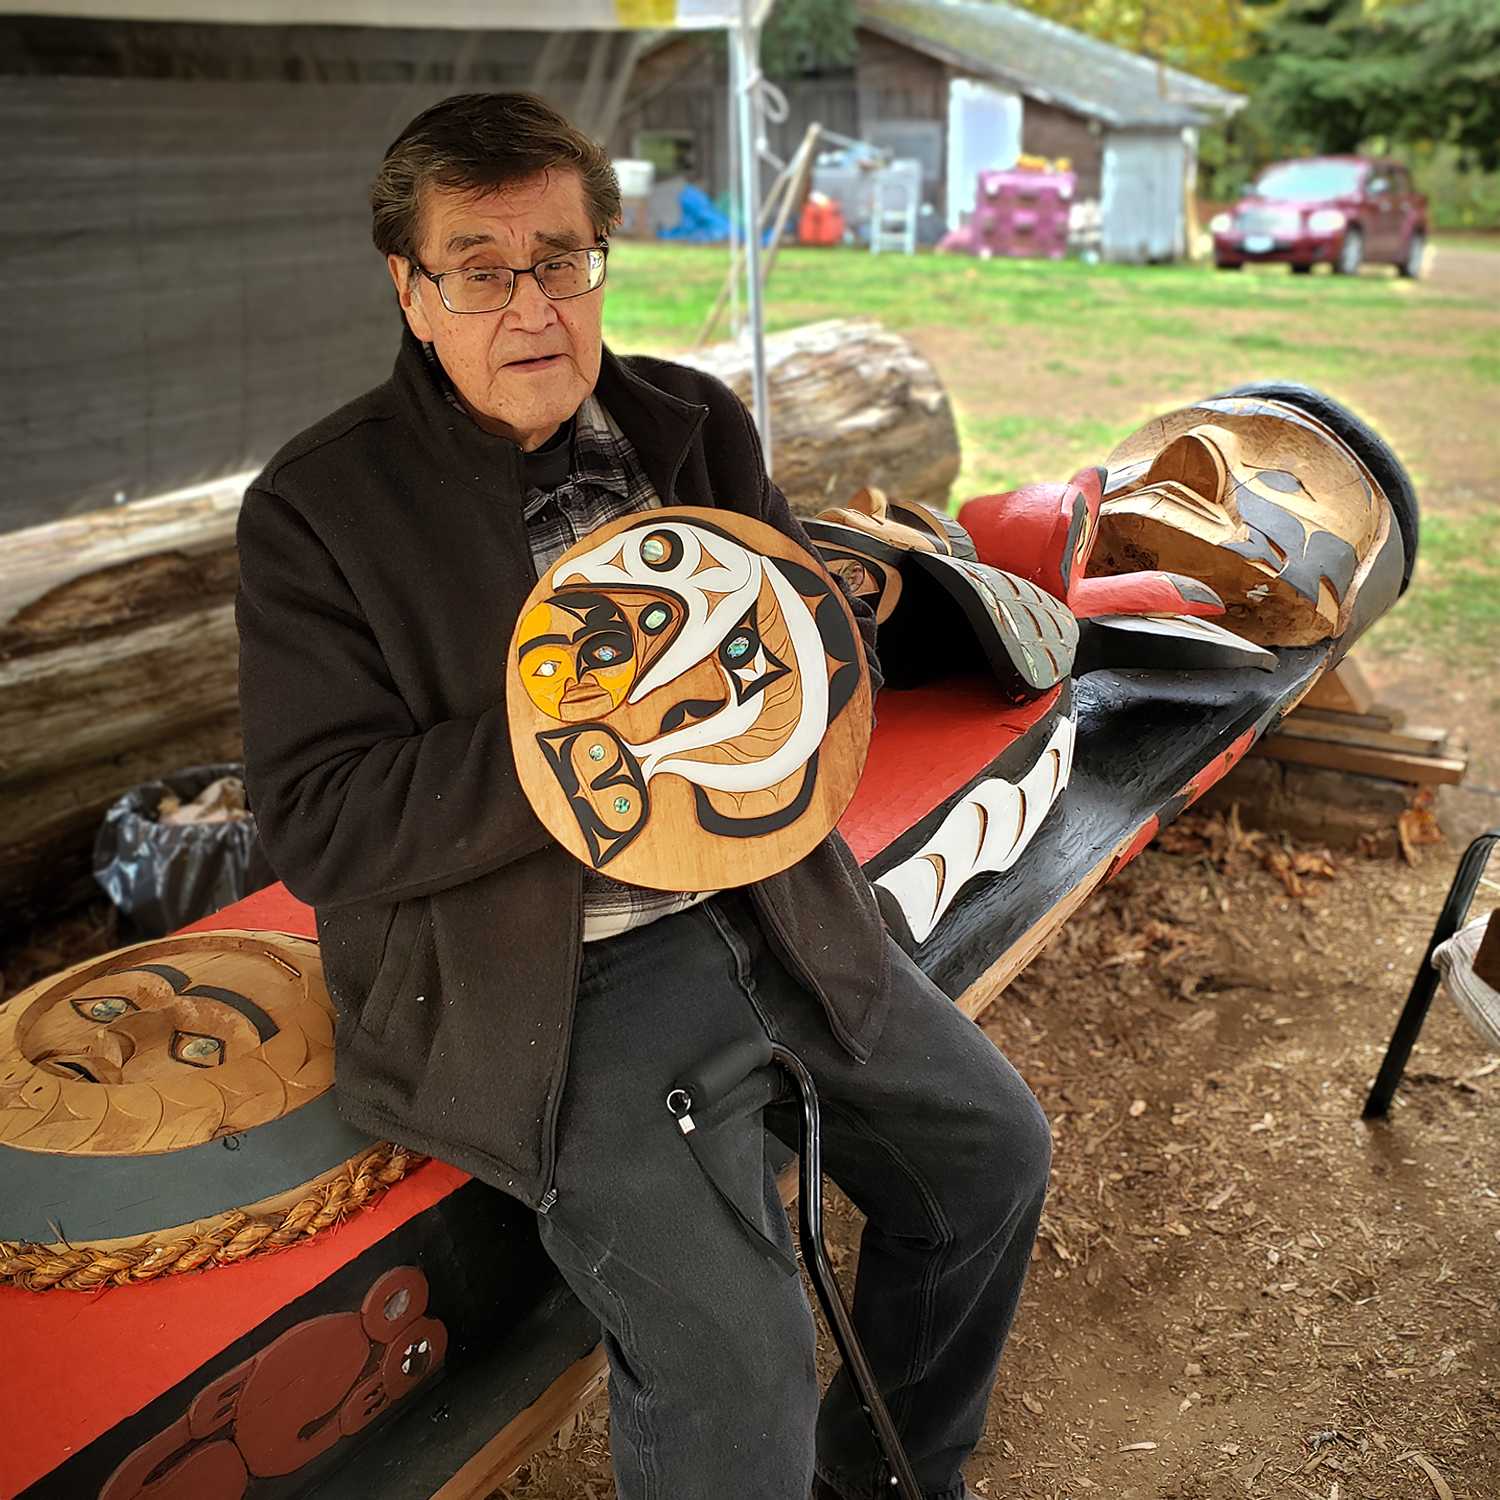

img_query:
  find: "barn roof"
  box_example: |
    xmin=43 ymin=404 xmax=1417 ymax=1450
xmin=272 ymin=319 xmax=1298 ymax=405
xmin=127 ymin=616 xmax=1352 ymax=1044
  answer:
xmin=858 ymin=0 xmax=1244 ymax=129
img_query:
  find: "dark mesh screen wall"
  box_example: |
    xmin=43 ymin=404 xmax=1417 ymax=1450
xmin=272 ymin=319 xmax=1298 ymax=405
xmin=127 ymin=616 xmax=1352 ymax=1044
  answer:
xmin=0 ymin=19 xmax=555 ymax=532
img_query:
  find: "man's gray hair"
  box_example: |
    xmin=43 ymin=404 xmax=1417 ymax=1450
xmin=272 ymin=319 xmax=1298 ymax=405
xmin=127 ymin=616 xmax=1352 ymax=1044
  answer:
xmin=371 ymin=92 xmax=621 ymax=263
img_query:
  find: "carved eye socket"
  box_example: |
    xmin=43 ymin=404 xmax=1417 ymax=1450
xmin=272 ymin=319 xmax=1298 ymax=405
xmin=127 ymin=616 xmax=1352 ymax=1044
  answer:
xmin=640 ymin=604 xmax=672 ymax=634
xmin=579 ymin=629 xmax=633 ymax=673
xmin=719 ymin=616 xmax=761 ymax=669
xmin=171 ymin=1031 xmax=225 ymax=1068
xmin=638 ymin=531 xmax=681 ymax=571
xmin=72 ymin=995 xmax=137 ymax=1023
xmin=829 ymin=558 xmax=871 ymax=593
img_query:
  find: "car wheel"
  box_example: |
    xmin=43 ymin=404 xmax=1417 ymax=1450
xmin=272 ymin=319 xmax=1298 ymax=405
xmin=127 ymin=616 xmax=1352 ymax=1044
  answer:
xmin=1215 ymin=260 xmax=1243 ymax=271
xmin=1399 ymin=231 xmax=1426 ymax=279
xmin=1290 ymin=263 xmax=1313 ymax=275
xmin=1334 ymin=228 xmax=1364 ymax=276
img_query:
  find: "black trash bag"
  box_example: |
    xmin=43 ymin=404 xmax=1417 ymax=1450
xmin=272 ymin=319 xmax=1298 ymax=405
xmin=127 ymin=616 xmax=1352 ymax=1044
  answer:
xmin=93 ymin=762 xmax=277 ymax=937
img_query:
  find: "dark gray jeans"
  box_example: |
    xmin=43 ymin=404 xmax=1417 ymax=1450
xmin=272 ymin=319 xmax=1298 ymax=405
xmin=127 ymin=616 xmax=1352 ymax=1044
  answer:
xmin=535 ymin=890 xmax=1051 ymax=1500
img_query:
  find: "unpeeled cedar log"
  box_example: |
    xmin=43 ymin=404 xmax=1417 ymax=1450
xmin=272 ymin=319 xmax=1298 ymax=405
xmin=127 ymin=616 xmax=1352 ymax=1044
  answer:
xmin=683 ymin=318 xmax=961 ymax=516
xmin=0 ymin=321 xmax=960 ymax=923
xmin=0 ymin=482 xmax=246 ymax=925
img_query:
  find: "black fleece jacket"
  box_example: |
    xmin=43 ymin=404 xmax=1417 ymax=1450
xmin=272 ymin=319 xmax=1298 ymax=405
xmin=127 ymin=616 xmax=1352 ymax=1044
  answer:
xmin=235 ymin=331 xmax=890 ymax=1209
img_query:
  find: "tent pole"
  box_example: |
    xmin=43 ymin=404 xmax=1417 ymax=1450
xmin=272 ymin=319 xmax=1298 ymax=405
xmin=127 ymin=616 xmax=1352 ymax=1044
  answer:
xmin=731 ymin=1 xmax=772 ymax=472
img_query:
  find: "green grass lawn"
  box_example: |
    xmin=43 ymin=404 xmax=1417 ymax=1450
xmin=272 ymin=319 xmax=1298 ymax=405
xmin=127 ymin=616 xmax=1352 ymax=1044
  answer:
xmin=602 ymin=243 xmax=1500 ymax=665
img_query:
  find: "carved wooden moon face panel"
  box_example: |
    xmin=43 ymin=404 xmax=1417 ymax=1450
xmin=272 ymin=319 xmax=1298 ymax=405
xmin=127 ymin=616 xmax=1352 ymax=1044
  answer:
xmin=1096 ymin=397 xmax=1393 ymax=646
xmin=508 ymin=508 xmax=871 ymax=893
xmin=0 ymin=933 xmax=330 ymax=1156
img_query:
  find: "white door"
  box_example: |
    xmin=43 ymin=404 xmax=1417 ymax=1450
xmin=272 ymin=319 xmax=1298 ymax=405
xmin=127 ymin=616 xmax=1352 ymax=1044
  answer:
xmin=946 ymin=79 xmax=1022 ymax=231
xmin=1100 ymin=131 xmax=1187 ymax=262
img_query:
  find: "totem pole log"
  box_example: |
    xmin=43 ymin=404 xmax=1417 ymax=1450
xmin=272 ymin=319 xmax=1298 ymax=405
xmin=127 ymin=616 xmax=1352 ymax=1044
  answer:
xmin=1 ymin=381 xmax=1420 ymax=1500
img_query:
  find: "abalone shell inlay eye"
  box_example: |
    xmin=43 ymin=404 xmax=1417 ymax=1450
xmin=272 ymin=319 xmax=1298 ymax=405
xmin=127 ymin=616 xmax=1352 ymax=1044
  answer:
xmin=642 ymin=605 xmax=670 ymax=632
xmin=535 ymin=661 xmax=558 ymax=677
xmin=72 ymin=996 xmax=136 ymax=1023
xmin=171 ymin=1032 xmax=225 ymax=1067
xmin=638 ymin=531 xmax=682 ymax=570
xmin=726 ymin=635 xmax=751 ymax=659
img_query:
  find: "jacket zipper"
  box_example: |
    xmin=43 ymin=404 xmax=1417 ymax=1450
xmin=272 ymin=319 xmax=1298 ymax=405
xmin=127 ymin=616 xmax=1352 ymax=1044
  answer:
xmin=536 ymin=398 xmax=709 ymax=1217
xmin=537 ymin=870 xmax=584 ymax=1216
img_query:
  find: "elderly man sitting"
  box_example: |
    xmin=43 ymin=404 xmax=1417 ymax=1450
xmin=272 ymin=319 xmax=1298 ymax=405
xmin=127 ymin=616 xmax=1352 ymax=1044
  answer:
xmin=235 ymin=90 xmax=1049 ymax=1500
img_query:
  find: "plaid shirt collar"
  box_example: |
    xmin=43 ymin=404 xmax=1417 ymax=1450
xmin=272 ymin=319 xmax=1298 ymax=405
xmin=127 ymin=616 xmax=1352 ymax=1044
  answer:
xmin=421 ymin=342 xmax=633 ymax=512
xmin=522 ymin=395 xmax=634 ymax=518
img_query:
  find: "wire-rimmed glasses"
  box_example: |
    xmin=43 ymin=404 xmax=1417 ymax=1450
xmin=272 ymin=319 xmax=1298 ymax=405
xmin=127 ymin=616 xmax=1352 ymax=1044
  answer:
xmin=413 ymin=244 xmax=608 ymax=315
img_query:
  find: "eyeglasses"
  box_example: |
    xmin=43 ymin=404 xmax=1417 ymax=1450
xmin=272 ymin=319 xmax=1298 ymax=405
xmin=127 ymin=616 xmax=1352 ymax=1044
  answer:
xmin=412 ymin=244 xmax=608 ymax=315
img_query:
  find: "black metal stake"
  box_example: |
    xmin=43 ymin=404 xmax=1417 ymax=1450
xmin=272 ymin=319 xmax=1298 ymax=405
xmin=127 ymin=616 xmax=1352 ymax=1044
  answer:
xmin=1363 ymin=828 xmax=1500 ymax=1119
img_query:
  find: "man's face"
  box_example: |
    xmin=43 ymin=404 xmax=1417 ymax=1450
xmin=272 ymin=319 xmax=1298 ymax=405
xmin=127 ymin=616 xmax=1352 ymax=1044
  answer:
xmin=388 ymin=169 xmax=604 ymax=451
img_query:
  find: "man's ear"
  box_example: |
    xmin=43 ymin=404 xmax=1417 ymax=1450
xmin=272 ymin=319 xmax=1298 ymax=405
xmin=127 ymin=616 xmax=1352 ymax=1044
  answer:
xmin=388 ymin=254 xmax=435 ymax=343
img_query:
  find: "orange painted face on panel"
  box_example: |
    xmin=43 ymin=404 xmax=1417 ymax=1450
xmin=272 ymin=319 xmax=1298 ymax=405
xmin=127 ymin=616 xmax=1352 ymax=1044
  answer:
xmin=0 ymin=934 xmax=332 ymax=1155
xmin=517 ymin=588 xmax=684 ymax=723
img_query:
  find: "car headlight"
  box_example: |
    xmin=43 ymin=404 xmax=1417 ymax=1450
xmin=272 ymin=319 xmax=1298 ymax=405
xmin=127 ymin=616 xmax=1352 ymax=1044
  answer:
xmin=1307 ymin=209 xmax=1347 ymax=234
xmin=1209 ymin=212 xmax=1232 ymax=233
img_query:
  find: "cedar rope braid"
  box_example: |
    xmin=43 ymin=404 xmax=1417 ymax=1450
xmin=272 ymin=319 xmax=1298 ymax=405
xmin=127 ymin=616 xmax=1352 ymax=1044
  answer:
xmin=0 ymin=1142 xmax=427 ymax=1292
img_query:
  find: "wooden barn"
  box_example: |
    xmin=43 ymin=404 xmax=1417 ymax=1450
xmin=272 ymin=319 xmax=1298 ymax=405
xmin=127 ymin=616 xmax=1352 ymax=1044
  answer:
xmin=611 ymin=0 xmax=1244 ymax=262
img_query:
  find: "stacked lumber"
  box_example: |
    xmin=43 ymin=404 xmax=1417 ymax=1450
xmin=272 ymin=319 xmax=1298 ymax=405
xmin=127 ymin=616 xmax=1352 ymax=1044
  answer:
xmin=1253 ymin=659 xmax=1467 ymax=787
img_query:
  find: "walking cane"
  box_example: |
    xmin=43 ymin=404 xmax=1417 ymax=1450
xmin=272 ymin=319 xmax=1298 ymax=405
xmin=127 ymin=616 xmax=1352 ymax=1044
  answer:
xmin=667 ymin=1034 xmax=925 ymax=1500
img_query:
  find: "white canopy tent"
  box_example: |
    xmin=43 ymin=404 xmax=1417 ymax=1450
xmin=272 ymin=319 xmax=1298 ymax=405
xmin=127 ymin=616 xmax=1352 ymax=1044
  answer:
xmin=18 ymin=0 xmax=778 ymax=466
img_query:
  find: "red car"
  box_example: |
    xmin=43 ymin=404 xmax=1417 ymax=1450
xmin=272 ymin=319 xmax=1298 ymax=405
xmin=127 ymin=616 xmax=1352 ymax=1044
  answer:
xmin=1211 ymin=156 xmax=1428 ymax=277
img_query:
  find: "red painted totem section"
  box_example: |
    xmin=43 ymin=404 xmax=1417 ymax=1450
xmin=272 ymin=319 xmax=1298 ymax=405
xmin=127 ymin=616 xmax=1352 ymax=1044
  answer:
xmin=958 ymin=467 xmax=1227 ymax=621
xmin=1180 ymin=727 xmax=1259 ymax=807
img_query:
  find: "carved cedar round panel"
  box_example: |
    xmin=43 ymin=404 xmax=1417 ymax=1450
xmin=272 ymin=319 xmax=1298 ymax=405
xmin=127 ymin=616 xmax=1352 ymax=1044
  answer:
xmin=0 ymin=932 xmax=418 ymax=1287
xmin=0 ymin=932 xmax=331 ymax=1156
xmin=507 ymin=507 xmax=872 ymax=893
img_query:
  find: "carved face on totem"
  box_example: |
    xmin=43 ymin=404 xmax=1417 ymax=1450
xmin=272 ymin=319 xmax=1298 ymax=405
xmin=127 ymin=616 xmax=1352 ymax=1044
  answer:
xmin=805 ymin=487 xmax=976 ymax=624
xmin=508 ymin=509 xmax=871 ymax=892
xmin=805 ymin=486 xmax=1077 ymax=700
xmin=1094 ymin=397 xmax=1397 ymax=646
xmin=0 ymin=934 xmax=331 ymax=1155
